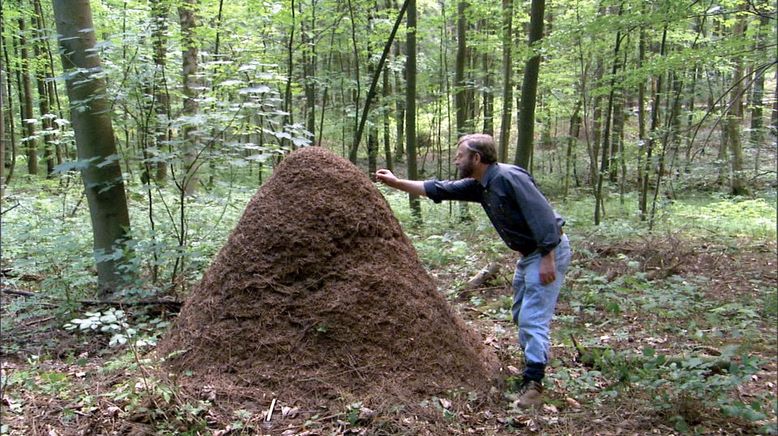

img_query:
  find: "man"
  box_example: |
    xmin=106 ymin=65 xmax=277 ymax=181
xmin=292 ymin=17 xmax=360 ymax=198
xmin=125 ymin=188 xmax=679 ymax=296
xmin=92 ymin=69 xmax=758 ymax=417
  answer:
xmin=375 ymin=133 xmax=572 ymax=408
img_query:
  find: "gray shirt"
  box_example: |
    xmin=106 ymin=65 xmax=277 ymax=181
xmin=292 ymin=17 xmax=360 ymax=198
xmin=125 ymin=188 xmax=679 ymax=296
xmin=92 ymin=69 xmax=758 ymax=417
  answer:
xmin=423 ymin=163 xmax=564 ymax=256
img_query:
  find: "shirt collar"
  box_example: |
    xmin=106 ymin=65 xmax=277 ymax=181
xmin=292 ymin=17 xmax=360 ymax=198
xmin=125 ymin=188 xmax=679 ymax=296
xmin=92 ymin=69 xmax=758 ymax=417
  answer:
xmin=479 ymin=163 xmax=499 ymax=187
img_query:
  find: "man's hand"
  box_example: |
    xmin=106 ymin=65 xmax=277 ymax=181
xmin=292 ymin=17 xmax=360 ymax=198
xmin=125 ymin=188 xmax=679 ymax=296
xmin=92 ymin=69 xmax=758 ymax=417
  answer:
xmin=375 ymin=169 xmax=427 ymax=196
xmin=539 ymin=251 xmax=556 ymax=285
xmin=375 ymin=169 xmax=398 ymax=186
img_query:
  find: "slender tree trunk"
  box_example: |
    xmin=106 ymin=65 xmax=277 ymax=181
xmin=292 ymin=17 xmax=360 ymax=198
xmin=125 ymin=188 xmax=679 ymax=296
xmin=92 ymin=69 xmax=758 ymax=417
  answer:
xmin=454 ymin=0 xmax=469 ymax=137
xmin=17 ymin=18 xmax=38 ymax=176
xmin=406 ymin=0 xmax=420 ymax=219
xmin=727 ymin=16 xmax=748 ymax=196
xmin=0 ymin=47 xmax=5 ymax=196
xmin=53 ymin=0 xmax=133 ymax=297
xmin=594 ymin=18 xmax=622 ymax=226
xmin=317 ymin=7 xmax=342 ymax=148
xmin=347 ymin=0 xmax=361 ymax=161
xmin=393 ymin=33 xmax=405 ymax=162
xmin=151 ymin=0 xmax=170 ymax=182
xmin=482 ymin=50 xmax=494 ymax=136
xmin=589 ymin=92 xmax=602 ymax=187
xmin=31 ymin=12 xmax=55 ymax=177
xmin=498 ymin=0 xmax=513 ymax=162
xmin=1 ymin=26 xmax=16 ymax=185
xmin=563 ymin=100 xmax=581 ymax=200
xmin=514 ymin=0 xmax=545 ymax=168
xmin=284 ymin=0 xmax=296 ymax=135
xmin=382 ymin=60 xmax=393 ymax=171
xmin=303 ymin=0 xmax=317 ymax=139
xmin=749 ymin=16 xmax=768 ymax=173
xmin=178 ymin=0 xmax=200 ymax=195
xmin=683 ymin=66 xmax=698 ymax=170
xmin=640 ymin=26 xmax=667 ymax=222
xmin=636 ymin=26 xmax=646 ymax=191
xmin=351 ymin=0 xmax=408 ymax=161
xmin=771 ymin=69 xmax=778 ymax=136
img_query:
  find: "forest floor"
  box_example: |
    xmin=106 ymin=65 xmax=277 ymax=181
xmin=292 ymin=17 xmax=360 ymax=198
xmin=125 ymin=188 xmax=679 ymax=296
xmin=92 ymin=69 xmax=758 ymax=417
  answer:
xmin=2 ymin=231 xmax=776 ymax=435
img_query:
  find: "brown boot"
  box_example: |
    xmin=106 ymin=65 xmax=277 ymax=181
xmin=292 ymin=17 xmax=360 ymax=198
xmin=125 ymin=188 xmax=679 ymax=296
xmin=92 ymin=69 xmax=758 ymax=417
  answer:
xmin=515 ymin=380 xmax=544 ymax=409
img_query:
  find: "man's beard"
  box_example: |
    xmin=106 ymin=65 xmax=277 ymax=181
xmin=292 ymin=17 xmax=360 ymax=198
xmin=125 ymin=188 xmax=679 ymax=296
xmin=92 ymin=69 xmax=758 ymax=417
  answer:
xmin=457 ymin=157 xmax=474 ymax=179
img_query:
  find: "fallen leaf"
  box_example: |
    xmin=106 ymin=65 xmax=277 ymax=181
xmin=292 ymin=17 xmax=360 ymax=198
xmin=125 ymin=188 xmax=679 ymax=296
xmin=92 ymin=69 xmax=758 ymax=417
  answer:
xmin=281 ymin=406 xmax=299 ymax=418
xmin=506 ymin=365 xmax=521 ymax=375
xmin=565 ymin=397 xmax=581 ymax=409
xmin=358 ymin=406 xmax=376 ymax=422
xmin=542 ymin=404 xmax=558 ymax=414
xmin=439 ymin=398 xmax=452 ymax=409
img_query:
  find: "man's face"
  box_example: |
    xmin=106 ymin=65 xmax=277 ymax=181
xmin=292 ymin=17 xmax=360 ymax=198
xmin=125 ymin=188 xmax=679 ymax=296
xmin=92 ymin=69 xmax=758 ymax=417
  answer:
xmin=455 ymin=143 xmax=476 ymax=179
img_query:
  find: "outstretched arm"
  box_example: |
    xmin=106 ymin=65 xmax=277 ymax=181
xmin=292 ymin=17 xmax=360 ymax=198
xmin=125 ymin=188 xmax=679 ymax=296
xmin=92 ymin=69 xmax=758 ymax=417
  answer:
xmin=375 ymin=169 xmax=427 ymax=197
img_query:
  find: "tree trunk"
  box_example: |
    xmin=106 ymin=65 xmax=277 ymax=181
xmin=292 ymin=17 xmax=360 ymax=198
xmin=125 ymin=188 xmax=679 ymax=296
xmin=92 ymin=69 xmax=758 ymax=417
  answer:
xmin=393 ymin=31 xmax=405 ymax=162
xmin=498 ymin=0 xmax=513 ymax=162
xmin=406 ymin=0 xmax=420 ymax=219
xmin=0 ymin=48 xmax=5 ymax=196
xmin=284 ymin=0 xmax=296 ymax=136
xmin=53 ymin=0 xmax=133 ymax=297
xmin=17 ymin=18 xmax=38 ymax=176
xmin=382 ymin=60 xmax=393 ymax=172
xmin=178 ymin=0 xmax=200 ymax=195
xmin=151 ymin=0 xmax=170 ymax=182
xmin=640 ymin=26 xmax=667 ymax=221
xmin=636 ymin=26 xmax=646 ymax=192
xmin=563 ymin=100 xmax=581 ymax=200
xmin=594 ymin=19 xmax=622 ymax=226
xmin=303 ymin=0 xmax=317 ymax=139
xmin=1 ymin=26 xmax=16 ymax=186
xmin=749 ymin=15 xmax=768 ymax=173
xmin=482 ymin=50 xmax=493 ymax=136
xmin=454 ymin=0 xmax=469 ymax=137
xmin=727 ymin=16 xmax=748 ymax=196
xmin=31 ymin=10 xmax=55 ymax=177
xmin=514 ymin=0 xmax=545 ymax=168
xmin=347 ymin=0 xmax=362 ymax=162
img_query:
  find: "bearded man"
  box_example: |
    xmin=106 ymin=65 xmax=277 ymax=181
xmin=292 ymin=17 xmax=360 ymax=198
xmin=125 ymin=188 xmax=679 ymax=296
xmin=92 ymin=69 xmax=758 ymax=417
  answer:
xmin=375 ymin=133 xmax=572 ymax=408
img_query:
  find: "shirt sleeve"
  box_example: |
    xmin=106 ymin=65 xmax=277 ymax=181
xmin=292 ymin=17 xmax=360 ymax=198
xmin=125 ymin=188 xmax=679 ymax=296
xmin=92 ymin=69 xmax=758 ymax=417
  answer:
xmin=504 ymin=171 xmax=561 ymax=256
xmin=423 ymin=179 xmax=483 ymax=204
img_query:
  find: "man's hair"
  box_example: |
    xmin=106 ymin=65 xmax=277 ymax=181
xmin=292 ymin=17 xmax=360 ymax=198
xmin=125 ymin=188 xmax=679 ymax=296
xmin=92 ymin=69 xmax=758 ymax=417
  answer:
xmin=458 ymin=134 xmax=498 ymax=164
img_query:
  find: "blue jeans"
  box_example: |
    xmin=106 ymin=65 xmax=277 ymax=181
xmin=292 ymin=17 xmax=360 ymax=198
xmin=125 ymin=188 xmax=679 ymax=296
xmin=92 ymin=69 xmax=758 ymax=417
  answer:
xmin=511 ymin=234 xmax=572 ymax=372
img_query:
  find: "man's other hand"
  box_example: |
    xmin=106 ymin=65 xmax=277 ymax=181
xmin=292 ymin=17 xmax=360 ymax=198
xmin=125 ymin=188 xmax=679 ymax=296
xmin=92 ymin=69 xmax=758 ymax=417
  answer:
xmin=539 ymin=252 xmax=556 ymax=285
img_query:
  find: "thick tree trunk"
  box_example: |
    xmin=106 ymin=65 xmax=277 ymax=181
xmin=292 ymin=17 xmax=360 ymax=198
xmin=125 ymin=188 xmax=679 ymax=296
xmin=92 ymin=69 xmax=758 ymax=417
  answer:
xmin=53 ymin=0 xmax=133 ymax=297
xmin=514 ymin=0 xmax=545 ymax=168
xmin=498 ymin=0 xmax=513 ymax=162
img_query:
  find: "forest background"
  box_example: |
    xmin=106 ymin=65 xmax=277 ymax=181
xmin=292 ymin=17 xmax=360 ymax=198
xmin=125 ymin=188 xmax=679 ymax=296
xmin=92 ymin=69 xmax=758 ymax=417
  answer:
xmin=0 ymin=0 xmax=776 ymax=434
